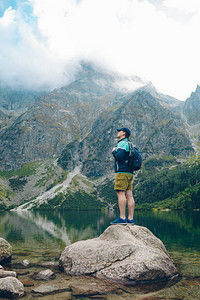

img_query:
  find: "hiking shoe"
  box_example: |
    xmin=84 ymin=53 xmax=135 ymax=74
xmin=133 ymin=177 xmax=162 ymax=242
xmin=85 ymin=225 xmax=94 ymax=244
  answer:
xmin=127 ymin=218 xmax=134 ymax=225
xmin=110 ymin=216 xmax=127 ymax=225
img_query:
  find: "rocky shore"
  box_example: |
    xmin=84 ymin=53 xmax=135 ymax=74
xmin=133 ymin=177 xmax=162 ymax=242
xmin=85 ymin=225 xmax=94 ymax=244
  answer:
xmin=0 ymin=225 xmax=180 ymax=299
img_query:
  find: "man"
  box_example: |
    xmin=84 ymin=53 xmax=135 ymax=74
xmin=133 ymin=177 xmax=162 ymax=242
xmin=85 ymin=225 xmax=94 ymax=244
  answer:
xmin=111 ymin=127 xmax=135 ymax=225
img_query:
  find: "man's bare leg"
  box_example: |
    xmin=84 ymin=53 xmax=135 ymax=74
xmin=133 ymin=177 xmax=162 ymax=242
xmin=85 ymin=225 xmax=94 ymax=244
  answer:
xmin=117 ymin=190 xmax=127 ymax=219
xmin=125 ymin=190 xmax=135 ymax=220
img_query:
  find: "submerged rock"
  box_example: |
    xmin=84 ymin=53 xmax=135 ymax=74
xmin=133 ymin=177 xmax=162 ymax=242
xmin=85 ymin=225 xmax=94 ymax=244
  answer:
xmin=34 ymin=269 xmax=56 ymax=280
xmin=59 ymin=225 xmax=179 ymax=284
xmin=21 ymin=259 xmax=30 ymax=267
xmin=0 ymin=237 xmax=12 ymax=263
xmin=32 ymin=283 xmax=70 ymax=295
xmin=0 ymin=276 xmax=24 ymax=298
xmin=16 ymin=270 xmax=30 ymax=276
xmin=70 ymin=279 xmax=120 ymax=296
xmin=21 ymin=279 xmax=34 ymax=287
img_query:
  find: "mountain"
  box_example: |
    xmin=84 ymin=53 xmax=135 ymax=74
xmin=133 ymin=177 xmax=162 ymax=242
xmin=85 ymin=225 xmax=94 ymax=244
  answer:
xmin=58 ymin=89 xmax=194 ymax=177
xmin=183 ymin=85 xmax=200 ymax=127
xmin=180 ymin=85 xmax=200 ymax=150
xmin=0 ymin=108 xmax=8 ymax=126
xmin=0 ymin=86 xmax=44 ymax=111
xmin=0 ymin=62 xmax=199 ymax=210
xmin=0 ymin=63 xmax=147 ymax=170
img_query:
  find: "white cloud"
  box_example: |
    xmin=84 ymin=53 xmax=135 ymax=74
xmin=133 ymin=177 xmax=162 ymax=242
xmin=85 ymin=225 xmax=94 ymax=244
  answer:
xmin=163 ymin=0 xmax=200 ymax=13
xmin=0 ymin=4 xmax=79 ymax=90
xmin=0 ymin=7 xmax=15 ymax=26
xmin=0 ymin=0 xmax=200 ymax=99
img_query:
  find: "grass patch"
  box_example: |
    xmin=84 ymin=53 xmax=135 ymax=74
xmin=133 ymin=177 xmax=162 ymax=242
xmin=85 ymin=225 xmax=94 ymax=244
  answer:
xmin=0 ymin=161 xmax=40 ymax=179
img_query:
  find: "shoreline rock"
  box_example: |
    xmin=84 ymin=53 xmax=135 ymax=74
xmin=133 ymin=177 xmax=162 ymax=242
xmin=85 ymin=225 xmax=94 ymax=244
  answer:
xmin=0 ymin=277 xmax=24 ymax=298
xmin=59 ymin=224 xmax=179 ymax=285
xmin=0 ymin=270 xmax=17 ymax=278
xmin=0 ymin=237 xmax=12 ymax=263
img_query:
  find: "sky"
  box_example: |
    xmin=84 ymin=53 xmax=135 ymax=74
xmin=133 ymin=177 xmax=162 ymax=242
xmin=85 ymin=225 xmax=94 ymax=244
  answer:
xmin=0 ymin=0 xmax=200 ymax=100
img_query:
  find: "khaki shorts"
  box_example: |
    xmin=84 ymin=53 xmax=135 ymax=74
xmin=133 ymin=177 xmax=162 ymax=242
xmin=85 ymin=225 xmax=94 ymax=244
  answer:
xmin=114 ymin=173 xmax=134 ymax=191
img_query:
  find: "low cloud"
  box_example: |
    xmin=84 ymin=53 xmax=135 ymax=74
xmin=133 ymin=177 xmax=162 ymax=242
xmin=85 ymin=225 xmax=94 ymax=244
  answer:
xmin=0 ymin=5 xmax=80 ymax=91
xmin=0 ymin=0 xmax=200 ymax=99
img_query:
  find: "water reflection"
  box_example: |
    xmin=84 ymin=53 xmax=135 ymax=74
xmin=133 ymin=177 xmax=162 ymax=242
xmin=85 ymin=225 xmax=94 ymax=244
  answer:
xmin=0 ymin=210 xmax=116 ymax=257
xmin=0 ymin=210 xmax=200 ymax=250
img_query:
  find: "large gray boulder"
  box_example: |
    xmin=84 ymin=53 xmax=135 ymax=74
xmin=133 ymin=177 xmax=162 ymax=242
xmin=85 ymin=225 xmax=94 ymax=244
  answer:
xmin=59 ymin=225 xmax=179 ymax=284
xmin=0 ymin=277 xmax=24 ymax=298
xmin=0 ymin=237 xmax=12 ymax=263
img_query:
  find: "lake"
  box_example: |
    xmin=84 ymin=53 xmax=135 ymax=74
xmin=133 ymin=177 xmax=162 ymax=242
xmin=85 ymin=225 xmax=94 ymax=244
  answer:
xmin=0 ymin=209 xmax=200 ymax=299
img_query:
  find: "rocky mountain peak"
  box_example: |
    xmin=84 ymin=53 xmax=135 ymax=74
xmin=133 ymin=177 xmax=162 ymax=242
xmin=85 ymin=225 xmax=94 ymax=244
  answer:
xmin=183 ymin=85 xmax=200 ymax=125
xmin=195 ymin=84 xmax=200 ymax=94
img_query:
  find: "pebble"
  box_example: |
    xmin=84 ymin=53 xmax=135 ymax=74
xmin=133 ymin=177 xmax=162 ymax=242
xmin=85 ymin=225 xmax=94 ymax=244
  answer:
xmin=21 ymin=259 xmax=30 ymax=267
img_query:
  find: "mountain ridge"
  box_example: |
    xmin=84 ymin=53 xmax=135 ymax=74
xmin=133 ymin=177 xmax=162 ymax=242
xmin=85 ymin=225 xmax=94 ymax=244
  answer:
xmin=0 ymin=62 xmax=199 ymax=210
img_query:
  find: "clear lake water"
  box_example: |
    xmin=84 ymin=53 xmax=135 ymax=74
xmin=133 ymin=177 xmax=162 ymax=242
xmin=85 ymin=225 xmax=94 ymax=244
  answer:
xmin=0 ymin=209 xmax=199 ymax=299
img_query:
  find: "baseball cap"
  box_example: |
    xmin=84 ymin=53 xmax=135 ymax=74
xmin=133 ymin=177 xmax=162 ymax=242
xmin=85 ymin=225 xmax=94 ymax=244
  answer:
xmin=116 ymin=127 xmax=131 ymax=137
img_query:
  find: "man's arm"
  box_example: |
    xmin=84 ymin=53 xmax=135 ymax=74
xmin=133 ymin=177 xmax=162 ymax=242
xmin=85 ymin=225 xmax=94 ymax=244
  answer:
xmin=112 ymin=147 xmax=126 ymax=161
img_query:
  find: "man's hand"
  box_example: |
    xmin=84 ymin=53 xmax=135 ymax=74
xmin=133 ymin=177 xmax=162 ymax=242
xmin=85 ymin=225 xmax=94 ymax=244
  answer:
xmin=112 ymin=147 xmax=116 ymax=151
